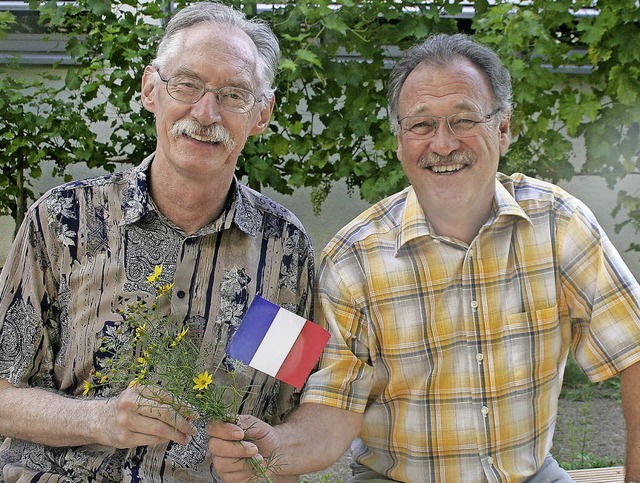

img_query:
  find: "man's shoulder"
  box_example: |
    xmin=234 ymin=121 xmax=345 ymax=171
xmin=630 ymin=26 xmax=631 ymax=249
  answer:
xmin=323 ymin=188 xmax=409 ymax=257
xmin=497 ymin=172 xmax=582 ymax=215
xmin=31 ymin=168 xmax=134 ymax=212
xmin=236 ymin=183 xmax=309 ymax=235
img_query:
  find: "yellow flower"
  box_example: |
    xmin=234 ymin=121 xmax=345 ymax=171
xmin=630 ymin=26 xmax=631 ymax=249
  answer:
xmin=82 ymin=380 xmax=94 ymax=396
xmin=157 ymin=282 xmax=174 ymax=298
xmin=146 ymin=265 xmax=163 ymax=284
xmin=193 ymin=371 xmax=213 ymax=391
xmin=129 ymin=368 xmax=148 ymax=387
xmin=171 ymin=327 xmax=189 ymax=347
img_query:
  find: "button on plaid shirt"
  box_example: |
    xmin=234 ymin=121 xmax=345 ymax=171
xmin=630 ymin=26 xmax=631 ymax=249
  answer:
xmin=303 ymin=173 xmax=640 ymax=482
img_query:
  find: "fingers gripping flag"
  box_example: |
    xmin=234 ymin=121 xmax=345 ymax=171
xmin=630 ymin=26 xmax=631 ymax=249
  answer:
xmin=226 ymin=296 xmax=330 ymax=389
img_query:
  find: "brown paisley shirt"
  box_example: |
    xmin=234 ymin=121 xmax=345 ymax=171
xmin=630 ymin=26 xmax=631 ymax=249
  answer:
xmin=0 ymin=154 xmax=314 ymax=482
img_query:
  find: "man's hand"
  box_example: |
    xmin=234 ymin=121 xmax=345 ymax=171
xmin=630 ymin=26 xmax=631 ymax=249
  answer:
xmin=100 ymin=384 xmax=197 ymax=448
xmin=207 ymin=415 xmax=281 ymax=482
xmin=207 ymin=403 xmax=361 ymax=482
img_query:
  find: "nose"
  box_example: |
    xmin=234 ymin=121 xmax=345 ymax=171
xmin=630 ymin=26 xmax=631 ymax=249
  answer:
xmin=429 ymin=120 xmax=460 ymax=156
xmin=191 ymin=91 xmax=223 ymax=125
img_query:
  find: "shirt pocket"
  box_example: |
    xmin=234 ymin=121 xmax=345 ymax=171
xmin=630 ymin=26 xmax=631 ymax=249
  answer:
xmin=503 ymin=305 xmax=562 ymax=387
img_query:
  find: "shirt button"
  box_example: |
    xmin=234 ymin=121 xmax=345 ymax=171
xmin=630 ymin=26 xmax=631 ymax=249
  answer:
xmin=177 ymin=290 xmax=186 ymax=299
xmin=481 ymin=406 xmax=489 ymax=416
xmin=476 ymin=353 xmax=484 ymax=362
xmin=487 ymin=456 xmax=494 ymax=465
xmin=471 ymin=300 xmax=478 ymax=309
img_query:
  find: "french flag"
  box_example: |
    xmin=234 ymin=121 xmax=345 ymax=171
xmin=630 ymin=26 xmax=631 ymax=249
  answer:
xmin=226 ymin=295 xmax=330 ymax=389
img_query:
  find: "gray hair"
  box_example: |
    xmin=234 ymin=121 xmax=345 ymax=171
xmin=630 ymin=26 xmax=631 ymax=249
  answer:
xmin=152 ymin=1 xmax=280 ymax=97
xmin=388 ymin=33 xmax=513 ymax=132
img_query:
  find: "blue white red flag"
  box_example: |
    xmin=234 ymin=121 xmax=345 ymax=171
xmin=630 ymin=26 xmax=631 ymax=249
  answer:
xmin=226 ymin=295 xmax=330 ymax=389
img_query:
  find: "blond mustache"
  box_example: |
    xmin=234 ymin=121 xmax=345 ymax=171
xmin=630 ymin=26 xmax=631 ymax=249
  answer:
xmin=170 ymin=120 xmax=235 ymax=151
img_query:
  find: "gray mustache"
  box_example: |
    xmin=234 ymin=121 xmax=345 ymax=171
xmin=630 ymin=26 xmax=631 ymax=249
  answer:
xmin=170 ymin=120 xmax=235 ymax=151
xmin=417 ymin=151 xmax=475 ymax=169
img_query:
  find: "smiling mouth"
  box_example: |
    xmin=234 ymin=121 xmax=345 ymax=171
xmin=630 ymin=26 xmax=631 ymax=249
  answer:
xmin=428 ymin=163 xmax=466 ymax=174
xmin=184 ymin=133 xmax=220 ymax=145
xmin=171 ymin=120 xmax=235 ymax=151
xmin=418 ymin=151 xmax=475 ymax=174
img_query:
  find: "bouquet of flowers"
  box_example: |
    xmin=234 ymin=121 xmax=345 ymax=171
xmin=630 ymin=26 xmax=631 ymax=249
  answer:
xmin=83 ymin=265 xmax=275 ymax=481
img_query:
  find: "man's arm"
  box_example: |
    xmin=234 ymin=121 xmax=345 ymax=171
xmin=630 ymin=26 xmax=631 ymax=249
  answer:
xmin=621 ymin=362 xmax=640 ymax=482
xmin=208 ymin=402 xmax=362 ymax=482
xmin=0 ymin=378 xmax=196 ymax=448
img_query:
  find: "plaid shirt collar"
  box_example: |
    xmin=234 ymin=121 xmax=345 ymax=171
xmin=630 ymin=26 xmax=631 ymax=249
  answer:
xmin=396 ymin=177 xmax=532 ymax=252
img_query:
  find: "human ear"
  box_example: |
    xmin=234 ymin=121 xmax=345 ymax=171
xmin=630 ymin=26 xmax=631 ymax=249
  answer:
xmin=498 ymin=112 xmax=511 ymax=155
xmin=250 ymin=95 xmax=275 ymax=135
xmin=141 ymin=66 xmax=158 ymax=113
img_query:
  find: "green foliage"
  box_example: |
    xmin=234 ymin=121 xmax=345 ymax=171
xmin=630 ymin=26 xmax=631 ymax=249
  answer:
xmin=0 ymin=56 xmax=101 ymax=231
xmin=1 ymin=0 xmax=638 ymax=256
xmin=558 ymin=402 xmax=623 ymax=470
xmin=0 ymin=11 xmax=15 ymax=39
xmin=561 ymin=352 xmax=621 ymax=402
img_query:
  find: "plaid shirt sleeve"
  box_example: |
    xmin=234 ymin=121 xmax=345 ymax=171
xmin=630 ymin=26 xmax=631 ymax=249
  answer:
xmin=559 ymin=197 xmax=640 ymax=381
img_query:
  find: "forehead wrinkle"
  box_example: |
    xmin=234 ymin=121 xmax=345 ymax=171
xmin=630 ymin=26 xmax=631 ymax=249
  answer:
xmin=406 ymin=101 xmax=481 ymax=118
xmin=167 ymin=24 xmax=259 ymax=90
xmin=399 ymin=59 xmax=493 ymax=117
xmin=168 ymin=65 xmax=254 ymax=91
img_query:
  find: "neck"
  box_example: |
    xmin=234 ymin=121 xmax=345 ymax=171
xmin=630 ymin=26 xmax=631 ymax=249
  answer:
xmin=148 ymin=162 xmax=233 ymax=235
xmin=420 ymin=193 xmax=494 ymax=246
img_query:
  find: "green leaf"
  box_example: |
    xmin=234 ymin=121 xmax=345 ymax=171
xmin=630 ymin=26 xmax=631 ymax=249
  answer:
xmin=296 ymin=48 xmax=322 ymax=67
xmin=65 ymin=70 xmax=82 ymax=90
xmin=279 ymin=58 xmax=297 ymax=72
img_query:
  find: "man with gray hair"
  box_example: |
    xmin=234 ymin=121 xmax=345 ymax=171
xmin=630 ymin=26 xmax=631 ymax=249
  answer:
xmin=0 ymin=2 xmax=312 ymax=481
xmin=209 ymin=33 xmax=640 ymax=483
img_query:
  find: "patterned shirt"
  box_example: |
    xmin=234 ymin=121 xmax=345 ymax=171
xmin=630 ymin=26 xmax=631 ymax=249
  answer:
xmin=302 ymin=173 xmax=640 ymax=482
xmin=0 ymin=154 xmax=314 ymax=482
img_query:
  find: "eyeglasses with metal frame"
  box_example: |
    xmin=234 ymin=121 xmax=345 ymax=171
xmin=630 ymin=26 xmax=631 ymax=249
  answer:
xmin=397 ymin=108 xmax=503 ymax=138
xmin=155 ymin=69 xmax=263 ymax=114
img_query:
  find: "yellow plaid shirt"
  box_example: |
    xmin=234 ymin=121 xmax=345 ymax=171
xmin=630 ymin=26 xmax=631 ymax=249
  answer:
xmin=302 ymin=173 xmax=640 ymax=482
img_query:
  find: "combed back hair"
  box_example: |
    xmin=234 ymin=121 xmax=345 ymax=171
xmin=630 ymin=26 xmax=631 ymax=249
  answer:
xmin=388 ymin=33 xmax=513 ymax=132
xmin=152 ymin=1 xmax=280 ymax=97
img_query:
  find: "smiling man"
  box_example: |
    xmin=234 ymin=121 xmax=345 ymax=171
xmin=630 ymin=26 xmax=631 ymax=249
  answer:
xmin=208 ymin=34 xmax=640 ymax=483
xmin=0 ymin=2 xmax=312 ymax=481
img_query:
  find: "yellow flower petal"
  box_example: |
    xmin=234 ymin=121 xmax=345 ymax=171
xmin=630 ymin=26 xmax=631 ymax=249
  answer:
xmin=193 ymin=370 xmax=213 ymax=391
xmin=171 ymin=327 xmax=189 ymax=347
xmin=157 ymin=282 xmax=174 ymax=297
xmin=146 ymin=265 xmax=163 ymax=284
xmin=82 ymin=380 xmax=94 ymax=396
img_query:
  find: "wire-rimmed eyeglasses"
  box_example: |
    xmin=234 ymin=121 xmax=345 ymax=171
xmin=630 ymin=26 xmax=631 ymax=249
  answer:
xmin=155 ymin=69 xmax=263 ymax=114
xmin=398 ymin=108 xmax=503 ymax=138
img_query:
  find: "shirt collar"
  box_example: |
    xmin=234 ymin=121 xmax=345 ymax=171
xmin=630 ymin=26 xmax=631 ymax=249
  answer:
xmin=120 ymin=153 xmax=261 ymax=237
xmin=396 ymin=176 xmax=531 ymax=251
xmin=493 ymin=174 xmax=532 ymax=223
xmin=396 ymin=187 xmax=433 ymax=251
